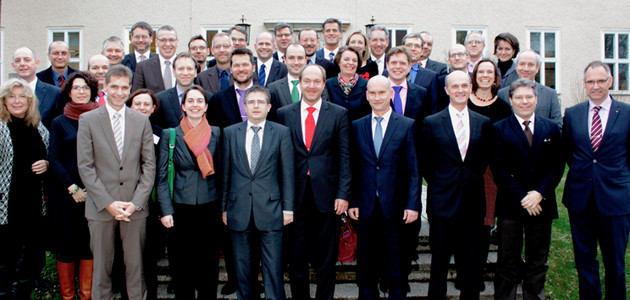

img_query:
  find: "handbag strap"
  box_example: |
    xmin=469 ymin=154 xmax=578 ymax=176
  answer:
xmin=168 ymin=128 xmax=176 ymax=198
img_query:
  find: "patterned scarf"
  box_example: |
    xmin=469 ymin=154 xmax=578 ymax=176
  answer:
xmin=180 ymin=116 xmax=215 ymax=178
xmin=338 ymin=73 xmax=359 ymax=95
xmin=63 ymin=101 xmax=100 ymax=121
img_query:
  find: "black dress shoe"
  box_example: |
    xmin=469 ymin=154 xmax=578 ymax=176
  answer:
xmin=221 ymin=282 xmax=237 ymax=295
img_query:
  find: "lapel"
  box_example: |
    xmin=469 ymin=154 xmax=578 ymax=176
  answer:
xmin=377 ymin=112 xmax=400 ymax=161
xmin=130 ymin=54 xmax=138 ymax=70
xmin=289 ymin=103 xmax=306 ymax=152
xmin=348 ymin=79 xmax=365 ymax=99
xmin=121 ymin=108 xmax=136 ymax=162
xmin=439 ymin=109 xmax=461 ymax=162
xmin=35 ymin=81 xmax=48 ymax=109
xmin=254 ymin=123 xmax=276 ymax=176
xmin=150 ymin=57 xmax=165 ymax=90
xmin=268 ymin=60 xmax=279 ymax=83
xmin=226 ymin=87 xmax=242 ymax=122
xmin=310 ymin=101 xmax=330 ymax=151
xmin=279 ymin=79 xmax=292 ymax=106
xmin=575 ymin=102 xmax=593 ymax=155
xmin=234 ymin=122 xmax=252 ymax=176
xmin=404 ymin=85 xmax=420 ymax=118
xmin=531 ymin=115 xmax=546 ymax=150
xmin=508 ymin=115 xmax=531 ymax=150
xmin=600 ymin=97 xmax=620 ymax=150
xmin=360 ymin=115 xmax=378 ymax=161
xmin=97 ymin=106 xmax=122 ymax=162
xmin=167 ymin=88 xmax=182 ymax=119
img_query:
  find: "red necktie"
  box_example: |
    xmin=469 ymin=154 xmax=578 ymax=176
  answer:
xmin=97 ymin=91 xmax=105 ymax=107
xmin=58 ymin=75 xmax=65 ymax=88
xmin=590 ymin=106 xmax=603 ymax=151
xmin=305 ymin=107 xmax=316 ymax=150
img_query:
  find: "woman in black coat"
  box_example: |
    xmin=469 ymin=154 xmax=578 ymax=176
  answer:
xmin=326 ymin=46 xmax=371 ymax=122
xmin=49 ymin=71 xmax=100 ymax=299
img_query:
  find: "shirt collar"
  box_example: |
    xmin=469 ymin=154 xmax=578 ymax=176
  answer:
xmin=589 ymin=95 xmax=612 ymax=111
xmin=371 ymin=54 xmax=384 ymax=62
xmin=52 ymin=69 xmax=68 ymax=80
xmin=448 ymin=104 xmax=467 ymax=119
xmin=301 ymin=98 xmax=322 ymax=112
xmin=159 ymin=55 xmax=175 ymax=66
xmin=247 ymin=120 xmax=266 ymax=130
xmin=389 ymin=77 xmax=408 ymax=89
xmin=372 ymin=107 xmax=393 ymax=123
xmin=419 ymin=58 xmax=428 ymax=67
xmin=287 ymin=74 xmax=299 ymax=83
xmin=28 ymin=78 xmax=38 ymax=91
xmin=515 ymin=112 xmax=535 ymax=126
xmin=105 ymin=101 xmax=126 ymax=116
xmin=234 ymin=82 xmax=254 ymax=93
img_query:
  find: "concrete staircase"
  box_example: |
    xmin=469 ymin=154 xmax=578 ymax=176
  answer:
xmin=154 ymin=188 xmax=499 ymax=299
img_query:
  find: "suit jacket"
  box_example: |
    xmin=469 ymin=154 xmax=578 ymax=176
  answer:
xmin=222 ymin=121 xmax=294 ymax=231
xmin=498 ymin=81 xmax=562 ymax=127
xmin=77 ymin=106 xmax=156 ymax=221
xmin=325 ymin=76 xmax=371 ymax=122
xmin=132 ymin=55 xmax=167 ymax=93
xmin=421 ymin=108 xmax=493 ymax=217
xmin=312 ymin=56 xmax=336 ymax=79
xmin=209 ymin=84 xmax=259 ymax=128
xmin=122 ymin=52 xmax=157 ymax=74
xmin=402 ymin=83 xmax=431 ymax=122
xmin=425 ymin=58 xmax=448 ymax=77
xmin=500 ymin=62 xmax=519 ymax=89
xmin=351 ymin=112 xmax=420 ymax=220
xmin=254 ymin=58 xmax=288 ymax=87
xmin=36 ymin=66 xmax=77 ymax=87
xmin=267 ymin=77 xmax=330 ymax=121
xmin=197 ymin=66 xmax=233 ymax=95
xmin=157 ymin=125 xmax=221 ymax=217
xmin=277 ymin=101 xmax=351 ymax=212
xmin=492 ymin=115 xmax=564 ymax=219
xmin=154 ymin=87 xmax=213 ymax=129
xmin=36 ymin=80 xmax=62 ymax=129
xmin=411 ymin=67 xmax=440 ymax=114
xmin=563 ymin=98 xmax=630 ymax=216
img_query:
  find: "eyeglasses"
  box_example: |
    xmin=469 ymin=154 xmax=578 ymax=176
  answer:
xmin=157 ymin=38 xmax=177 ymax=44
xmin=585 ymin=78 xmax=610 ymax=86
xmin=404 ymin=43 xmax=422 ymax=49
xmin=72 ymin=86 xmax=90 ymax=91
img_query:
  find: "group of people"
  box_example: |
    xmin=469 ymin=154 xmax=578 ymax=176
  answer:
xmin=0 ymin=16 xmax=626 ymax=300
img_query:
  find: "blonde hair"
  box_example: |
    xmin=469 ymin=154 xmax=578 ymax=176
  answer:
xmin=346 ymin=31 xmax=370 ymax=63
xmin=0 ymin=78 xmax=41 ymax=127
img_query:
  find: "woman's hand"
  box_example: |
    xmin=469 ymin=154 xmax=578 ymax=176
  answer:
xmin=32 ymin=160 xmax=49 ymax=174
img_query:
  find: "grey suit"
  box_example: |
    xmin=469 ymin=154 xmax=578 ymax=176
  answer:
xmin=132 ymin=55 xmax=167 ymax=93
xmin=498 ymin=81 xmax=562 ymax=127
xmin=77 ymin=105 xmax=156 ymax=300
xmin=197 ymin=66 xmax=233 ymax=94
xmin=222 ymin=120 xmax=294 ymax=300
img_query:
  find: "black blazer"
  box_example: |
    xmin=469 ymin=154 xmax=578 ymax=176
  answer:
xmin=402 ymin=82 xmax=432 ymax=123
xmin=411 ymin=67 xmax=440 ymax=114
xmin=492 ymin=115 xmax=564 ymax=219
xmin=254 ymin=58 xmax=288 ymax=87
xmin=277 ymin=101 xmax=351 ymax=212
xmin=122 ymin=52 xmax=157 ymax=74
xmin=36 ymin=80 xmax=62 ymax=129
xmin=36 ymin=66 xmax=77 ymax=87
xmin=425 ymin=58 xmax=448 ymax=77
xmin=325 ymin=76 xmax=371 ymax=122
xmin=132 ymin=55 xmax=167 ymax=93
xmin=310 ymin=56 xmax=336 ymax=79
xmin=154 ymin=87 xmax=214 ymax=129
xmin=421 ymin=108 xmax=493 ymax=217
xmin=197 ymin=66 xmax=233 ymax=95
xmin=157 ymin=125 xmax=221 ymax=217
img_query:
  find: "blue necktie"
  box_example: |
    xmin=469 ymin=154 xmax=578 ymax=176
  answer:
xmin=220 ymin=69 xmax=229 ymax=91
xmin=328 ymin=52 xmax=334 ymax=62
xmin=374 ymin=116 xmax=383 ymax=157
xmin=392 ymin=86 xmax=403 ymax=115
xmin=258 ymin=64 xmax=266 ymax=86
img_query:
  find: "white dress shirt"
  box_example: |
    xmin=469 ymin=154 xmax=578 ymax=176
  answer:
xmin=135 ymin=51 xmax=151 ymax=63
xmin=588 ymin=96 xmax=612 ymax=135
xmin=324 ymin=47 xmax=339 ymax=62
xmin=419 ymin=58 xmax=429 ymax=68
xmin=300 ymin=99 xmax=322 ymax=143
xmin=371 ymin=107 xmax=392 ymax=140
xmin=448 ymin=104 xmax=469 ymax=158
xmin=105 ymin=103 xmax=126 ymax=149
xmin=371 ymin=54 xmax=386 ymax=75
xmin=159 ymin=55 xmax=176 ymax=88
xmin=245 ymin=120 xmax=265 ymax=169
xmin=257 ymin=58 xmax=273 ymax=85
xmin=515 ymin=113 xmax=536 ymax=135
xmin=28 ymin=78 xmax=38 ymax=92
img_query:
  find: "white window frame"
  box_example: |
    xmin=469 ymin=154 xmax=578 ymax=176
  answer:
xmin=386 ymin=26 xmax=411 ymax=48
xmin=48 ymin=28 xmax=83 ymax=70
xmin=201 ymin=26 xmax=231 ymax=60
xmin=528 ymin=29 xmax=561 ymax=93
xmin=452 ymin=27 xmax=489 ymax=58
xmin=602 ymin=31 xmax=630 ymax=93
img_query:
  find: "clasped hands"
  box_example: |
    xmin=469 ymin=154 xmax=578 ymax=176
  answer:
xmin=106 ymin=201 xmax=137 ymax=222
xmin=521 ymin=190 xmax=543 ymax=216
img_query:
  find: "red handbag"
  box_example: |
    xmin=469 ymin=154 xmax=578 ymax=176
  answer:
xmin=338 ymin=214 xmax=357 ymax=262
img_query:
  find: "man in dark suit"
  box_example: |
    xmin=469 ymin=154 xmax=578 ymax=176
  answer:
xmin=348 ymin=75 xmax=420 ymax=299
xmin=87 ymin=55 xmax=110 ymax=107
xmin=368 ymin=26 xmax=390 ymax=75
xmin=563 ymin=61 xmax=630 ymax=299
xmin=268 ymin=44 xmax=307 ymax=120
xmin=419 ymin=31 xmax=448 ymax=76
xmin=299 ymin=28 xmax=335 ymax=79
xmin=491 ymin=79 xmax=564 ymax=299
xmin=400 ymin=33 xmax=441 ymax=114
xmin=121 ymin=21 xmax=156 ymax=74
xmin=77 ymin=65 xmax=155 ymax=300
xmin=222 ymin=85 xmax=294 ymax=300
xmin=436 ymin=44 xmax=470 ymax=112
xmin=254 ymin=32 xmax=288 ymax=87
xmin=154 ymin=53 xmax=205 ymax=129
xmin=209 ymin=48 xmax=258 ymax=128
xmin=315 ymin=18 xmax=343 ymax=62
xmin=132 ymin=25 xmax=178 ymax=93
xmin=188 ymin=35 xmax=210 ymax=73
xmin=197 ymin=32 xmax=234 ymax=94
xmin=497 ymin=50 xmax=561 ymax=126
xmin=36 ymin=41 xmax=77 ymax=88
xmin=277 ymin=64 xmax=350 ymax=300
xmin=12 ymin=47 xmax=61 ymax=129
xmin=273 ymin=23 xmax=294 ymax=63
xmin=421 ymin=71 xmax=493 ymax=299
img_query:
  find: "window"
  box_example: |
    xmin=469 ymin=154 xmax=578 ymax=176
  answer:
xmin=202 ymin=27 xmax=231 ymax=60
xmin=529 ymin=30 xmax=560 ymax=91
xmin=603 ymin=31 xmax=629 ymax=91
xmin=48 ymin=29 xmax=82 ymax=70
xmin=453 ymin=27 xmax=488 ymax=57
xmin=387 ymin=28 xmax=410 ymax=48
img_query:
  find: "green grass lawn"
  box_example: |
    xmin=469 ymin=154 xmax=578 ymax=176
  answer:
xmin=545 ymin=168 xmax=630 ymax=299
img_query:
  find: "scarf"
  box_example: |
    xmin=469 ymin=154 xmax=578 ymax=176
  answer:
xmin=338 ymin=73 xmax=359 ymax=96
xmin=181 ymin=116 xmax=215 ymax=178
xmin=64 ymin=101 xmax=100 ymax=121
